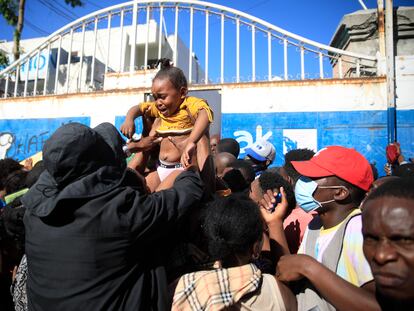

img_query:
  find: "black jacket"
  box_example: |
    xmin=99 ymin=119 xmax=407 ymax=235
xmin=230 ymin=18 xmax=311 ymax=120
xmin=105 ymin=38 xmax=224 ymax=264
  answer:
xmin=22 ymin=123 xmax=203 ymax=311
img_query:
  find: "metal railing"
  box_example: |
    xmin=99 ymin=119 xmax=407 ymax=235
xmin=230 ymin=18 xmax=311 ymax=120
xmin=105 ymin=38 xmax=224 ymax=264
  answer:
xmin=0 ymin=0 xmax=378 ymax=99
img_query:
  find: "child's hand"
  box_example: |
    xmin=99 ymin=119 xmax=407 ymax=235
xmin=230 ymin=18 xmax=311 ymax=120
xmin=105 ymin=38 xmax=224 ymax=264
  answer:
xmin=120 ymin=120 xmax=135 ymax=138
xmin=181 ymin=142 xmax=196 ymax=168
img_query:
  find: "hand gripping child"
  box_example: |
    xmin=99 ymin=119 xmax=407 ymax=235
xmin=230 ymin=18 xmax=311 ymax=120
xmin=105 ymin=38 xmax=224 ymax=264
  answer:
xmin=120 ymin=59 xmax=214 ymax=190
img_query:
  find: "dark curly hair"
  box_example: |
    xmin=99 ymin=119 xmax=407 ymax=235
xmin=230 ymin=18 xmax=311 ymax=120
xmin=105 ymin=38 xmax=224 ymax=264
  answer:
xmin=153 ymin=58 xmax=188 ymax=90
xmin=4 ymin=170 xmax=28 ymax=195
xmin=202 ymin=194 xmax=263 ymax=267
xmin=259 ymin=169 xmax=296 ymax=211
xmin=364 ymin=177 xmax=414 ymax=203
xmin=283 ymin=148 xmax=315 ymax=184
xmin=0 ymin=158 xmax=23 ymax=190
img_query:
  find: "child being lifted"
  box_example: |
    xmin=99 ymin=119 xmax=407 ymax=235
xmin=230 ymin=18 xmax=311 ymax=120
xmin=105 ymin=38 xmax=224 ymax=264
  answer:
xmin=120 ymin=59 xmax=214 ymax=189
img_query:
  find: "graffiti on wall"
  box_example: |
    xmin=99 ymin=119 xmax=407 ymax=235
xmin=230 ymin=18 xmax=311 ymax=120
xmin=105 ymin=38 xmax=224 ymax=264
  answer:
xmin=234 ymin=126 xmax=317 ymax=156
xmin=221 ymin=110 xmax=405 ymax=175
xmin=0 ymin=117 xmax=90 ymax=161
xmin=234 ymin=125 xmax=273 ymax=154
xmin=0 ymin=133 xmax=13 ymax=159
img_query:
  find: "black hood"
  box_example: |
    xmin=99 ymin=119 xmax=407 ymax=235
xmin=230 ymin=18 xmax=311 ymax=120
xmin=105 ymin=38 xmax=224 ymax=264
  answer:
xmin=43 ymin=122 xmax=122 ymax=188
xmin=93 ymin=122 xmax=127 ymax=171
xmin=22 ymin=122 xmax=132 ymax=217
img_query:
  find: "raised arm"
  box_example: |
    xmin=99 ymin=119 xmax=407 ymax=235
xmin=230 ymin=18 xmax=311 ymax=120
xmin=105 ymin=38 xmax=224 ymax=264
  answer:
xmin=259 ymin=188 xmax=291 ymax=265
xmin=120 ymin=105 xmax=144 ymax=138
xmin=181 ymin=109 xmax=210 ymax=167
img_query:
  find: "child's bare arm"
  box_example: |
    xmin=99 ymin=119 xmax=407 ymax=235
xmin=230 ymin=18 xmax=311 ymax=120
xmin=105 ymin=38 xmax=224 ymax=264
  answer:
xmin=187 ymin=109 xmax=210 ymax=145
xmin=121 ymin=105 xmax=143 ymax=138
xmin=181 ymin=109 xmax=210 ymax=167
xmin=148 ymin=118 xmax=161 ymax=137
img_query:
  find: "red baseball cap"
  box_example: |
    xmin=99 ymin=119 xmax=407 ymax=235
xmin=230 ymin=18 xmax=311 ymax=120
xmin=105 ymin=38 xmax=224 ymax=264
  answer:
xmin=291 ymin=146 xmax=373 ymax=191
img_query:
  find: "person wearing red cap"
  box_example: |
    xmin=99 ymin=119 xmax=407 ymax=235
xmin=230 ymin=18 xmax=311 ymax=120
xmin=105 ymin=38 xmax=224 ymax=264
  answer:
xmin=274 ymin=146 xmax=380 ymax=311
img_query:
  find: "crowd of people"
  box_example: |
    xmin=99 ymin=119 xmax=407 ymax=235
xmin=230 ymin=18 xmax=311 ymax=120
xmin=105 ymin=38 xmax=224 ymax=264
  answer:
xmin=0 ymin=60 xmax=413 ymax=311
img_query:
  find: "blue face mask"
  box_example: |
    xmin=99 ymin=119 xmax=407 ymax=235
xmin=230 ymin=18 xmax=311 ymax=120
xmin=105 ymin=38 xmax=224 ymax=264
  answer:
xmin=294 ymin=176 xmax=322 ymax=212
xmin=295 ymin=176 xmax=348 ymax=213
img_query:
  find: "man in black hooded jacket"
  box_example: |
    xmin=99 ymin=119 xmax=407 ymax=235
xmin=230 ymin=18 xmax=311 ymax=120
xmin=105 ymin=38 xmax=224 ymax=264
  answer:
xmin=22 ymin=122 xmax=203 ymax=311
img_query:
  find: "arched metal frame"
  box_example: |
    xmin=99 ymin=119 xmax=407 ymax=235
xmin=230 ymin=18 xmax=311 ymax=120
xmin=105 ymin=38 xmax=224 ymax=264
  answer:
xmin=0 ymin=0 xmax=378 ymax=99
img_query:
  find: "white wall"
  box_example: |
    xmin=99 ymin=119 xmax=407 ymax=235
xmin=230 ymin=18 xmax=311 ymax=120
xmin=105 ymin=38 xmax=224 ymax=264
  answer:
xmin=221 ymin=78 xmax=389 ymax=114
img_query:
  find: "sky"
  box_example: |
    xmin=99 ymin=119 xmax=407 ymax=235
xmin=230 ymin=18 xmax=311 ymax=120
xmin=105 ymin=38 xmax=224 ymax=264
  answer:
xmin=1 ymin=0 xmax=413 ymax=45
xmin=0 ymin=0 xmax=413 ymax=80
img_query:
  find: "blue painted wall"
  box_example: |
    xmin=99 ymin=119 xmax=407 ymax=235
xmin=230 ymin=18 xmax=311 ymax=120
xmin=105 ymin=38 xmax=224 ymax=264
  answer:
xmin=114 ymin=116 xmax=143 ymax=140
xmin=0 ymin=117 xmax=90 ymax=161
xmin=1 ymin=110 xmax=412 ymax=178
xmin=222 ymin=109 xmax=414 ymax=176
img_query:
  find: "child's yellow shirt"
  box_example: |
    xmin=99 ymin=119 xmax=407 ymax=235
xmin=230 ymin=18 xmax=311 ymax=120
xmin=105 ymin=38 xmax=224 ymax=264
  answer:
xmin=138 ymin=96 xmax=214 ymax=134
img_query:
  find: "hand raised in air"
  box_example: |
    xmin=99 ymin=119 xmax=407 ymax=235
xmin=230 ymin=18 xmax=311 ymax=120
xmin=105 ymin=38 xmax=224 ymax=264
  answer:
xmin=120 ymin=119 xmax=135 ymax=139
